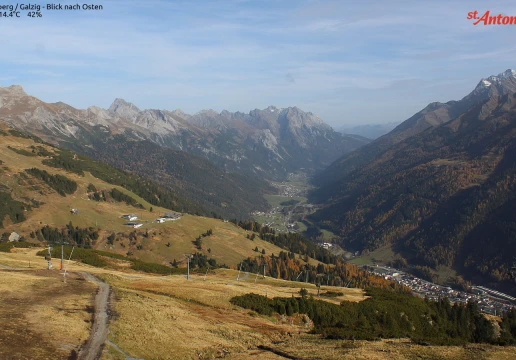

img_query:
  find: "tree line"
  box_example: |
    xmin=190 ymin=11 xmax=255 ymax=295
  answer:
xmin=25 ymin=168 xmax=77 ymax=196
xmin=30 ymin=222 xmax=99 ymax=248
xmin=233 ymin=220 xmax=403 ymax=289
xmin=87 ymin=185 xmax=144 ymax=209
xmin=0 ymin=191 xmax=28 ymax=228
xmin=231 ymin=288 xmax=516 ymax=345
xmin=237 ymin=251 xmax=401 ymax=290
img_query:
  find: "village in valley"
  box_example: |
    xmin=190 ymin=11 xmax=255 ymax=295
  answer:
xmin=251 ymin=172 xmax=319 ymax=233
xmin=248 ymin=174 xmax=516 ymax=318
xmin=365 ymin=265 xmax=516 ymax=316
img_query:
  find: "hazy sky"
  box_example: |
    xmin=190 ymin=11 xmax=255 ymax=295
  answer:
xmin=1 ymin=0 xmax=516 ymax=126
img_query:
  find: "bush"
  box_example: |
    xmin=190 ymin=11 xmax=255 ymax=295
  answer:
xmin=0 ymin=241 xmax=36 ymax=252
xmin=131 ymin=260 xmax=185 ymax=275
xmin=109 ymin=188 xmax=144 ymax=208
xmin=87 ymin=183 xmax=97 ymax=193
xmin=7 ymin=146 xmax=37 ymax=157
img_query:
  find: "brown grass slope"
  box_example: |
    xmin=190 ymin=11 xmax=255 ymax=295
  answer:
xmin=1 ymin=249 xmax=515 ymax=360
xmin=0 ymin=128 xmax=294 ymax=267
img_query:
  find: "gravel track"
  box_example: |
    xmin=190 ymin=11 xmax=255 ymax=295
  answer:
xmin=78 ymin=272 xmax=110 ymax=360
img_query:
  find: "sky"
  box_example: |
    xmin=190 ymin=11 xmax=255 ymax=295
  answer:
xmin=1 ymin=0 xmax=516 ymax=127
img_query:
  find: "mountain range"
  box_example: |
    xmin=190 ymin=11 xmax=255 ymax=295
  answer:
xmin=0 ymin=86 xmax=368 ymax=218
xmin=0 ymin=86 xmax=367 ymax=180
xmin=2 ymin=69 xmax=516 ymax=292
xmin=314 ymin=69 xmax=516 ymax=188
xmin=309 ymin=69 xmax=516 ymax=291
xmin=108 ymin=100 xmax=369 ymax=179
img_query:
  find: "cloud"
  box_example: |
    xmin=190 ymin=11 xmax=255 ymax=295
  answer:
xmin=0 ymin=0 xmax=513 ymax=126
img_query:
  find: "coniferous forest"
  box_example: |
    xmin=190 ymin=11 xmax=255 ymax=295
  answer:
xmin=235 ymin=220 xmax=401 ymax=290
xmin=0 ymin=191 xmax=28 ymax=227
xmin=25 ymin=168 xmax=77 ymax=196
xmin=231 ymin=288 xmax=516 ymax=345
xmin=41 ymin=148 xmax=204 ymax=214
xmin=309 ymin=96 xmax=516 ymax=288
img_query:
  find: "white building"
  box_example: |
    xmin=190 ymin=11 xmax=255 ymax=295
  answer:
xmin=8 ymin=232 xmax=20 ymax=242
xmin=122 ymin=214 xmax=138 ymax=221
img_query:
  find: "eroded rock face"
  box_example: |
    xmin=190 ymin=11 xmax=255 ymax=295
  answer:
xmin=0 ymin=85 xmax=368 ymax=180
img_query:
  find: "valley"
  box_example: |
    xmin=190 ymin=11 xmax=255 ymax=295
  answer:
xmin=309 ymin=70 xmax=516 ymax=295
xmin=252 ymin=172 xmax=312 ymax=233
xmin=2 ymin=123 xmax=516 ymax=358
xmin=0 ymin=85 xmax=368 ymax=219
xmin=251 ymin=172 xmax=337 ymax=241
xmin=3 ymin=2 xmax=516 ymax=358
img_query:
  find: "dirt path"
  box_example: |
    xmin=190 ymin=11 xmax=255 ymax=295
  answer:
xmin=79 ymin=272 xmax=110 ymax=360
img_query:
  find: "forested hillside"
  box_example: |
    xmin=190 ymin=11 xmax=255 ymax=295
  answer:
xmin=0 ymin=125 xmax=204 ymax=221
xmin=309 ymin=92 xmax=516 ymax=289
xmin=33 ymin=142 xmax=204 ymax=215
xmin=82 ymin=134 xmax=272 ymax=219
xmin=313 ymin=69 xmax=516 ymax=189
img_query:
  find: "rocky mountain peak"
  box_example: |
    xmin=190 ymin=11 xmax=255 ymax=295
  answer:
xmin=8 ymin=85 xmax=26 ymax=94
xmin=108 ymin=98 xmax=140 ymax=121
xmin=195 ymin=109 xmax=219 ymax=116
xmin=474 ymin=68 xmax=516 ymax=93
xmin=0 ymin=85 xmax=27 ymax=96
xmin=171 ymin=109 xmax=190 ymax=120
xmin=499 ymin=68 xmax=516 ymax=79
xmin=284 ymin=106 xmax=327 ymax=128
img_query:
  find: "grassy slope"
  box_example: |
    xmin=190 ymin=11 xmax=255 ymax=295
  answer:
xmin=348 ymin=245 xmax=396 ymax=266
xmin=0 ymin=259 xmax=95 ymax=359
xmin=0 ymin=132 xmax=303 ymax=267
xmin=95 ymin=214 xmax=298 ymax=266
xmin=1 ymin=249 xmax=515 ymax=360
xmin=0 ymin=248 xmax=363 ymax=360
